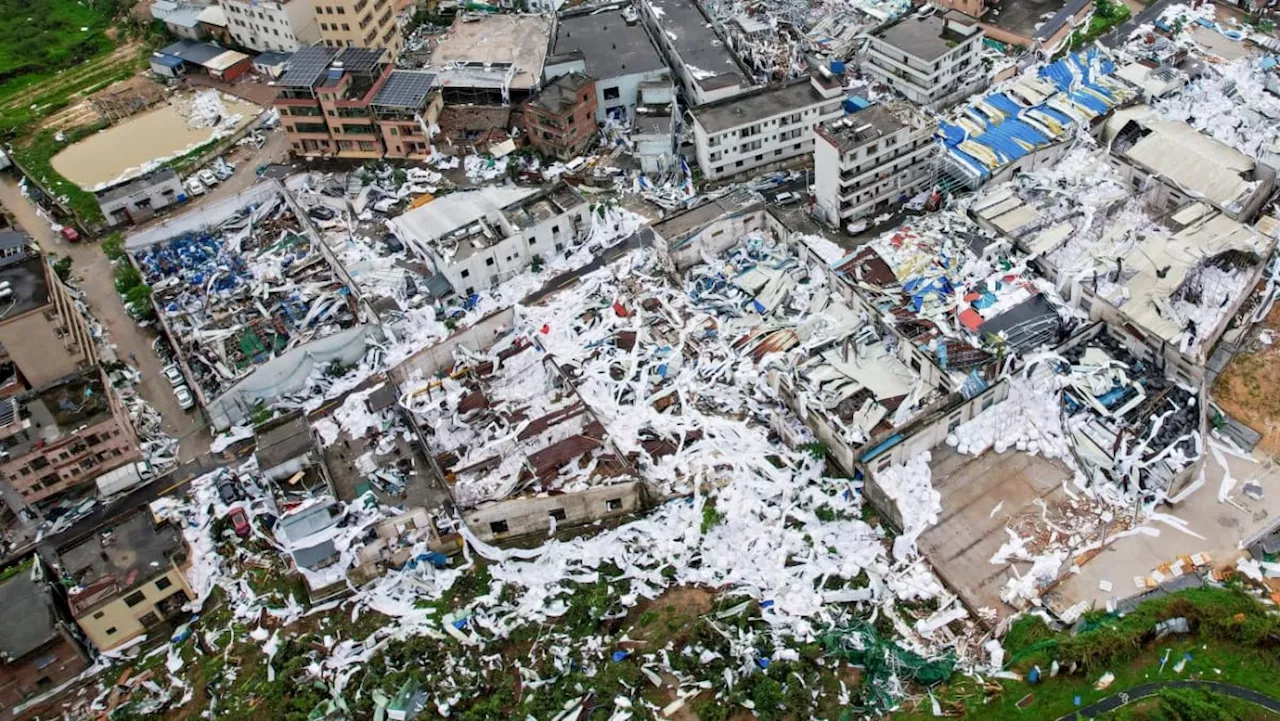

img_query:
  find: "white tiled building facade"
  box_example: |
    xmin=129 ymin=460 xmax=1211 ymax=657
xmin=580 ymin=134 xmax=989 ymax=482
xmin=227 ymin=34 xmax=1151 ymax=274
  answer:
xmin=814 ymin=103 xmax=938 ymax=225
xmin=691 ymin=75 xmax=845 ymax=181
xmin=861 ymin=12 xmax=984 ymax=108
xmin=219 ymin=0 xmax=320 ymax=52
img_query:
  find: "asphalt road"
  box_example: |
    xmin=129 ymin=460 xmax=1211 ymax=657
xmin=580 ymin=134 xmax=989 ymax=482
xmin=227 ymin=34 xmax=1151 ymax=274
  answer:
xmin=1061 ymin=680 xmax=1280 ymax=719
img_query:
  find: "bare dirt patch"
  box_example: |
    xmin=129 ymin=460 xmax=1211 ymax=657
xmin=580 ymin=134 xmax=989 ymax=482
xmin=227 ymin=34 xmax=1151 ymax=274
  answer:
xmin=1213 ymin=303 xmax=1280 ymax=455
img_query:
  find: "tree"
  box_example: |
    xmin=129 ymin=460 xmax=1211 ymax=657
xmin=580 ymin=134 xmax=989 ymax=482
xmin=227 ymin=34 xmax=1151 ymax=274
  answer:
xmin=52 ymin=256 xmax=72 ymax=282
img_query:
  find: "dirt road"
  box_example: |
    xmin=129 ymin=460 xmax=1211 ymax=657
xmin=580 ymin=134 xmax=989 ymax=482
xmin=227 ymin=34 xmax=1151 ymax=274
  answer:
xmin=0 ymin=175 xmax=208 ymax=462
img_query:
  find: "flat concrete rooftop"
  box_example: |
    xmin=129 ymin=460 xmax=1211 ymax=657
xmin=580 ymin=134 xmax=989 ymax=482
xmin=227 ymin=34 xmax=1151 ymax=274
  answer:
xmin=919 ymin=446 xmax=1073 ymax=622
xmin=871 ymin=12 xmax=977 ymax=62
xmin=429 ymin=15 xmax=552 ymax=91
xmin=693 ymin=76 xmax=839 ymax=134
xmin=553 ymin=6 xmax=667 ymax=81
xmin=647 ymin=0 xmax=747 ymax=92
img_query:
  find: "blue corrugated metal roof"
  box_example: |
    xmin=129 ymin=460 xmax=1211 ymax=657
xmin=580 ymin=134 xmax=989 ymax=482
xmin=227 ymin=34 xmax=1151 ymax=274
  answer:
xmin=151 ymin=53 xmax=185 ymax=68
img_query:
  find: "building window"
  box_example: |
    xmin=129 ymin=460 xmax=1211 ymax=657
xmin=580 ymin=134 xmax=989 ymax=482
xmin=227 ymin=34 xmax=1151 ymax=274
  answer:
xmin=93 ymin=611 xmax=105 ymax=620
xmin=551 ymin=224 xmax=560 ymax=235
xmin=485 ymin=257 xmax=494 ymax=266
xmin=34 ymin=654 xmax=58 ymax=670
xmin=602 ymin=86 xmax=620 ymax=101
xmin=105 ymin=627 xmax=118 ymax=636
xmin=124 ymin=590 xmax=146 ymax=607
xmin=606 ymin=498 xmax=623 ymax=511
xmin=155 ymin=577 xmax=172 ymax=592
xmin=489 ymin=520 xmax=508 ymax=534
xmin=341 ymin=23 xmax=349 ymax=30
xmin=549 ymin=508 xmax=566 ymax=522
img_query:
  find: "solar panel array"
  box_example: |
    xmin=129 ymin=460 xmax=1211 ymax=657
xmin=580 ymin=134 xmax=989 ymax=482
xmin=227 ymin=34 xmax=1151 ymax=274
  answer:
xmin=372 ymin=71 xmax=438 ymax=109
xmin=278 ymin=46 xmax=338 ymax=88
xmin=337 ymin=47 xmax=384 ymax=77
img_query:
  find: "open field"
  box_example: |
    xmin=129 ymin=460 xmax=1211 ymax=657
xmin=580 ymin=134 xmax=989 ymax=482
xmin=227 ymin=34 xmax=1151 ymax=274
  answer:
xmin=1213 ymin=303 xmax=1280 ymax=455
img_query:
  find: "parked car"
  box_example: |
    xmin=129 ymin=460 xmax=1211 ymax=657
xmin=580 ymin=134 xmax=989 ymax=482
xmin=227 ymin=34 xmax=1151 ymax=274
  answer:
xmin=773 ymin=191 xmax=800 ymax=206
xmin=174 ymin=384 xmax=195 ymax=410
xmin=213 ymin=159 xmax=235 ymax=180
xmin=59 ymin=226 xmax=80 ymax=243
xmin=197 ymin=169 xmax=219 ymax=187
xmin=228 ymin=507 xmax=251 ymax=538
xmin=217 ymin=476 xmax=243 ymax=505
xmin=307 ymin=205 xmax=337 ymax=222
xmin=162 ymin=364 xmax=184 ymax=387
xmin=186 ymin=178 xmax=206 ymax=196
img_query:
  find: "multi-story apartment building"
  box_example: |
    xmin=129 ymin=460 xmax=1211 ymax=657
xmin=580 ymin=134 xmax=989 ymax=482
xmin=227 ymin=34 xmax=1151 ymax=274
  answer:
xmin=275 ymin=46 xmax=442 ymax=159
xmin=814 ymin=102 xmax=937 ymax=226
xmin=861 ymin=10 xmax=984 ymax=109
xmin=220 ymin=0 xmax=320 ymax=52
xmin=315 ymin=0 xmax=402 ymax=58
xmin=690 ymin=73 xmax=845 ymax=181
xmin=639 ymin=0 xmax=754 ymax=107
xmin=545 ymin=3 xmax=672 ymax=123
xmin=0 ymin=251 xmax=96 ymax=392
xmin=525 ymin=72 xmax=599 ymax=161
xmin=0 ymin=368 xmax=140 ymax=510
xmin=57 ymin=511 xmax=195 ymax=651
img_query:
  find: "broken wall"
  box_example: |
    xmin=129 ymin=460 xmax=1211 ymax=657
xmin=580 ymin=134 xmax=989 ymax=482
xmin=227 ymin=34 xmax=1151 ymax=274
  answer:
xmin=463 ymin=480 xmax=653 ymax=543
xmin=389 ymin=307 xmax=516 ymax=385
xmin=658 ymin=206 xmax=770 ymax=272
xmin=859 ymin=381 xmax=1010 ymax=532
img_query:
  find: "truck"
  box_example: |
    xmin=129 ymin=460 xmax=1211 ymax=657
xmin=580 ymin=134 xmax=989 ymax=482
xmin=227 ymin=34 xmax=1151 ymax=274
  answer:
xmin=95 ymin=461 xmax=156 ymax=498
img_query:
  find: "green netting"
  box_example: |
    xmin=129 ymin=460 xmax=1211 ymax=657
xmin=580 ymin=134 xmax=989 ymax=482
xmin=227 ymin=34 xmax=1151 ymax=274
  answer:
xmin=821 ymin=619 xmax=956 ymax=717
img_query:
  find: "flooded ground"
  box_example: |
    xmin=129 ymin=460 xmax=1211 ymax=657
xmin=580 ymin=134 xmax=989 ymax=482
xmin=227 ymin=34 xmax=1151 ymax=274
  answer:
xmin=50 ymin=93 xmax=262 ymax=190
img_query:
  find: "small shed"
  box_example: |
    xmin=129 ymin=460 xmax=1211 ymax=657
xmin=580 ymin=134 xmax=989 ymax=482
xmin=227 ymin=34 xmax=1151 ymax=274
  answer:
xmin=253 ymin=52 xmax=292 ymax=79
xmin=149 ymin=52 xmax=186 ymax=79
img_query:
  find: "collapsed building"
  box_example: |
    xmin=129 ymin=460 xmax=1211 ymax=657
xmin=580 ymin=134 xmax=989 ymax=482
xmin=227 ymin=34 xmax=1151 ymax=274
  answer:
xmin=399 ymin=331 xmax=654 ymax=543
xmin=126 ymin=182 xmax=373 ymax=430
xmin=387 ymin=183 xmax=589 ymax=298
xmin=427 ymin=14 xmax=552 ymax=106
xmin=970 ymin=145 xmax=1277 ymax=375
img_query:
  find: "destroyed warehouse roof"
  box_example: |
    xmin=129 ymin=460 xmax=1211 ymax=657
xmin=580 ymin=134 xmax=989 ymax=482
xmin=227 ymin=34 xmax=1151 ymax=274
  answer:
xmin=527 ymin=72 xmax=593 ymax=115
xmin=938 ymin=49 xmax=1136 ymax=183
xmin=1104 ymin=106 xmax=1262 ymax=213
xmin=0 ymin=560 xmax=60 ymax=660
xmin=59 ymin=511 xmax=185 ymax=616
xmin=552 ymin=5 xmax=668 ymax=80
xmin=401 ymin=335 xmax=632 ymax=508
xmin=254 ymin=412 xmax=315 ymax=471
xmin=389 ymin=185 xmax=537 ymax=257
xmin=645 ymin=0 xmax=749 ymax=94
xmin=651 ymin=189 xmax=762 ymax=244
xmin=870 ymin=12 xmax=978 ymax=62
xmin=693 ymin=75 xmax=841 ymax=134
xmin=428 ymin=14 xmax=551 ymax=91
xmin=125 ymin=182 xmax=357 ymax=402
xmin=970 ymin=145 xmax=1275 ymax=358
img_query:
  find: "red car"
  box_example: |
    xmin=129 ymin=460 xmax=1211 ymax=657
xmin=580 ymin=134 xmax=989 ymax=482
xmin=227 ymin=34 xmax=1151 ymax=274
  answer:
xmin=228 ymin=507 xmax=251 ymax=538
xmin=59 ymin=227 xmax=80 ymax=243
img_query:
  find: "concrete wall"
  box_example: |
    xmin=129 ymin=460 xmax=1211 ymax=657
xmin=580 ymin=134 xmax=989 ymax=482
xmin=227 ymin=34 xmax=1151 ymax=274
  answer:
xmin=223 ymin=0 xmax=320 ymax=52
xmin=544 ymin=64 xmax=670 ymax=123
xmin=463 ymin=480 xmax=652 ymax=543
xmin=389 ymin=306 xmax=516 ymax=385
xmin=692 ymin=88 xmax=842 ymax=181
xmin=858 ymin=380 xmax=1010 ymax=530
xmin=814 ymin=121 xmax=936 ymax=225
xmin=74 ymin=562 xmax=193 ymax=651
xmin=861 ymin=29 xmax=983 ymax=106
xmin=438 ymin=201 xmax=589 ymax=295
xmin=660 ymin=206 xmax=769 ymax=271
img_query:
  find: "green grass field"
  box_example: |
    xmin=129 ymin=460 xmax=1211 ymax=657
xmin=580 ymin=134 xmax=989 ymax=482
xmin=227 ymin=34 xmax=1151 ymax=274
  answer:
xmin=0 ymin=0 xmax=117 ymax=85
xmin=898 ymin=586 xmax=1280 ymax=720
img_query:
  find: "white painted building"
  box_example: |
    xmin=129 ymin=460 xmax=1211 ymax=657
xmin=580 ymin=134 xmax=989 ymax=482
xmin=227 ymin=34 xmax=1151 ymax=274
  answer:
xmin=813 ymin=102 xmax=937 ymax=226
xmin=639 ymin=0 xmax=754 ymax=107
xmin=690 ymin=73 xmax=845 ymax=181
xmin=545 ymin=4 xmax=672 ymax=123
xmin=389 ymin=184 xmax=590 ymax=297
xmin=861 ymin=10 xmax=983 ymax=109
xmin=219 ymin=0 xmax=320 ymax=53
